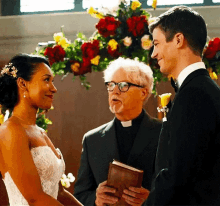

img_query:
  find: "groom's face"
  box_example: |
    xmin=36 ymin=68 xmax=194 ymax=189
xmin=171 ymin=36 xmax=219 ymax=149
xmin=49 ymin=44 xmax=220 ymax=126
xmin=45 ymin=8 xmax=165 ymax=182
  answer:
xmin=151 ymin=27 xmax=177 ymax=76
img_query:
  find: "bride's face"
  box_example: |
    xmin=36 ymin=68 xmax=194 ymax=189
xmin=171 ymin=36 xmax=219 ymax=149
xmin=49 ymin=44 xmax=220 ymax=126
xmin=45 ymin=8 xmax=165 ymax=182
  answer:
xmin=26 ymin=63 xmax=57 ymax=110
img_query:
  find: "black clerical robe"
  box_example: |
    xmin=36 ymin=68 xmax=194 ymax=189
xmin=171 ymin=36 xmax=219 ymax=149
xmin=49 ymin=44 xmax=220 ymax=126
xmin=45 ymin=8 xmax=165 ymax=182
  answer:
xmin=74 ymin=110 xmax=161 ymax=205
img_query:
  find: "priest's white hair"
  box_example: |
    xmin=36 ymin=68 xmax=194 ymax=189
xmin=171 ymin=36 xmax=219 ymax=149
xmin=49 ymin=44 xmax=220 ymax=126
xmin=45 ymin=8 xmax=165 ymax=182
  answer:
xmin=103 ymin=57 xmax=154 ymax=98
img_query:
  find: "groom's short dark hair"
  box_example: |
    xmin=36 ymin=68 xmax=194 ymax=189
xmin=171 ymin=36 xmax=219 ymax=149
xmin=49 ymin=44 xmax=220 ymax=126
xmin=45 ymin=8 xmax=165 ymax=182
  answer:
xmin=149 ymin=6 xmax=207 ymax=57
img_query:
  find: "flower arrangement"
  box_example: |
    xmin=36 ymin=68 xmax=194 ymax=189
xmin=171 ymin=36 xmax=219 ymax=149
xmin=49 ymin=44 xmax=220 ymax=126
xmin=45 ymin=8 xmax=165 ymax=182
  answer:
xmin=203 ymin=37 xmax=220 ymax=80
xmin=34 ymin=0 xmax=163 ymax=93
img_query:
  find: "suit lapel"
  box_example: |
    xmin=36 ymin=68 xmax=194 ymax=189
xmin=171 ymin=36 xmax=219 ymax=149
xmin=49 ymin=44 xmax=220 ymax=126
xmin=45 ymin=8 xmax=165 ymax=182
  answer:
xmin=178 ymin=69 xmax=209 ymax=93
xmin=168 ymin=69 xmax=209 ymax=118
xmin=101 ymin=118 xmax=120 ymax=162
xmin=127 ymin=112 xmax=154 ymax=164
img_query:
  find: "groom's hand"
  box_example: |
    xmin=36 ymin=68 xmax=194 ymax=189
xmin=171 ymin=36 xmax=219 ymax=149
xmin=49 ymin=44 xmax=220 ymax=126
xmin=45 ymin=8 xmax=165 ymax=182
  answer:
xmin=122 ymin=186 xmax=150 ymax=206
xmin=95 ymin=180 xmax=118 ymax=206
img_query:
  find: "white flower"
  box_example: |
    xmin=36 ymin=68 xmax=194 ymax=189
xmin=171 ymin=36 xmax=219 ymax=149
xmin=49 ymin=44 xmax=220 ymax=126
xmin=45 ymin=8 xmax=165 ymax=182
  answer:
xmin=67 ymin=173 xmax=75 ymax=182
xmin=148 ymin=17 xmax=158 ymax=25
xmin=61 ymin=173 xmax=75 ymax=188
xmin=4 ymin=110 xmax=10 ymax=122
xmin=123 ymin=36 xmax=132 ymax=47
xmin=65 ymin=180 xmax=71 ymax=188
xmin=97 ymin=0 xmax=130 ymax=16
xmin=62 ymin=174 xmax=67 ymax=179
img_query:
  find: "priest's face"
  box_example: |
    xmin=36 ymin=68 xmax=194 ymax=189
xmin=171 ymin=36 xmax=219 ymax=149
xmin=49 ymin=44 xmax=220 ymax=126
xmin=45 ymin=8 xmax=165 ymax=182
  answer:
xmin=108 ymin=68 xmax=145 ymax=120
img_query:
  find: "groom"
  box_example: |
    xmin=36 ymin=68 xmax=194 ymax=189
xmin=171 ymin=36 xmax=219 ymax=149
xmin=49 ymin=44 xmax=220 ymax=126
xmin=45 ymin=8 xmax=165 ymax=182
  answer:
xmin=146 ymin=6 xmax=220 ymax=205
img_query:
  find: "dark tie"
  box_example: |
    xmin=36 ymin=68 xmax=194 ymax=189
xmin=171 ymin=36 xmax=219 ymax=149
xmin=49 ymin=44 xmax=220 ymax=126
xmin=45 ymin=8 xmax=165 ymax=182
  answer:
xmin=171 ymin=77 xmax=178 ymax=92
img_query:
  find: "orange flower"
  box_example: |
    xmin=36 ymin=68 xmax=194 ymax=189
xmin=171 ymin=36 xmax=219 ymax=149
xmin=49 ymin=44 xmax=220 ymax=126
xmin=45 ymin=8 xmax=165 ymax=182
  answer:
xmin=71 ymin=62 xmax=80 ymax=73
xmin=167 ymin=74 xmax=174 ymax=81
xmin=159 ymin=93 xmax=172 ymax=107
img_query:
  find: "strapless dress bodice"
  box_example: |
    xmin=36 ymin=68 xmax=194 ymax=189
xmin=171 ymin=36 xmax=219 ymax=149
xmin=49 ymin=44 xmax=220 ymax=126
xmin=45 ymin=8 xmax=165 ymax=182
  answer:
xmin=3 ymin=146 xmax=65 ymax=205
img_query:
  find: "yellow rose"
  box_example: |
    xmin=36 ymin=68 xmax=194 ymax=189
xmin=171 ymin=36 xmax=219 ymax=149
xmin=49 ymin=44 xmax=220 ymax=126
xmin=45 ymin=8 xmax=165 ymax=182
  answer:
xmin=210 ymin=72 xmax=218 ymax=80
xmin=91 ymin=55 xmax=100 ymax=65
xmin=53 ymin=32 xmax=64 ymax=43
xmin=141 ymin=35 xmax=152 ymax=50
xmin=0 ymin=114 xmax=4 ymax=125
xmin=152 ymin=0 xmax=157 ymax=10
xmin=87 ymin=7 xmax=96 ymax=15
xmin=108 ymin=39 xmax=118 ymax=51
xmin=87 ymin=7 xmax=104 ymax=19
xmin=159 ymin=93 xmax=172 ymax=107
xmin=207 ymin=68 xmax=218 ymax=80
xmin=58 ymin=37 xmax=70 ymax=49
xmin=95 ymin=13 xmax=104 ymax=19
xmin=131 ymin=1 xmax=142 ymax=10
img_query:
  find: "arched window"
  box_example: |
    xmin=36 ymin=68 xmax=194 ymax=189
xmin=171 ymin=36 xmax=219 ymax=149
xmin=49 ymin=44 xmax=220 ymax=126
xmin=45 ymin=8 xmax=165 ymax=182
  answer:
xmin=147 ymin=0 xmax=203 ymax=6
xmin=20 ymin=0 xmax=75 ymax=13
xmin=82 ymin=0 xmax=131 ymax=9
xmin=1 ymin=0 xmax=220 ymax=16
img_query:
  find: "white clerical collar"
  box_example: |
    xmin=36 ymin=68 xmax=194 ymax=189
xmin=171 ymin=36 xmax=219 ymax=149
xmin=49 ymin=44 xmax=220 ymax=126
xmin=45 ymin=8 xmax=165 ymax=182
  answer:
xmin=121 ymin=120 xmax=132 ymax=127
xmin=177 ymin=62 xmax=206 ymax=88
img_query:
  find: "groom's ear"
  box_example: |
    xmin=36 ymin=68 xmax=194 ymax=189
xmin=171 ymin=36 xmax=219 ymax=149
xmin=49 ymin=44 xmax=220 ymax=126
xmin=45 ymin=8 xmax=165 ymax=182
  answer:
xmin=174 ymin=33 xmax=184 ymax=48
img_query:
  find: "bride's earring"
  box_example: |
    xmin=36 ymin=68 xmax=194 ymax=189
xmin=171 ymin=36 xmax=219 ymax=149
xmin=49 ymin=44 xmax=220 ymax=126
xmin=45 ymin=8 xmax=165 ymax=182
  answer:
xmin=24 ymin=93 xmax=26 ymax=98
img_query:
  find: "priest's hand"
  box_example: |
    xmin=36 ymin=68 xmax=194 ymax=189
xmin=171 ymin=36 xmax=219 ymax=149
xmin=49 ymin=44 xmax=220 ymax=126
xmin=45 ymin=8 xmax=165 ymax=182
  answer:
xmin=95 ymin=180 xmax=118 ymax=206
xmin=122 ymin=186 xmax=150 ymax=206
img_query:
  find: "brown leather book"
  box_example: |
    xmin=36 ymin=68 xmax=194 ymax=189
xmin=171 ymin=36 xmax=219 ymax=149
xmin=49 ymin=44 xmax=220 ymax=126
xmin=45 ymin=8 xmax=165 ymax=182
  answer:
xmin=107 ymin=160 xmax=144 ymax=206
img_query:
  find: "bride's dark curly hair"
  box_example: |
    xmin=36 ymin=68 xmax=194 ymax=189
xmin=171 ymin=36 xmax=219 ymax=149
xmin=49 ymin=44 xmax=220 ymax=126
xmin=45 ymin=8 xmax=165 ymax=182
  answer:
xmin=0 ymin=53 xmax=50 ymax=110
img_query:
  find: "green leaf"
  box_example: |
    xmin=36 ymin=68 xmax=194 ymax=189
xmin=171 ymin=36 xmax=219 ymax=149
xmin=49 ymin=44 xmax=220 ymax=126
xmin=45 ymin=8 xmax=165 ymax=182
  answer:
xmin=77 ymin=32 xmax=84 ymax=39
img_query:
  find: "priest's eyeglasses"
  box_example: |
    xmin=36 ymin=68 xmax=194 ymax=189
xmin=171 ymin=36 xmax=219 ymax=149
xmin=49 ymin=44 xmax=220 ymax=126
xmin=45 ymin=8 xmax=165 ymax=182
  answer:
xmin=105 ymin=81 xmax=143 ymax=92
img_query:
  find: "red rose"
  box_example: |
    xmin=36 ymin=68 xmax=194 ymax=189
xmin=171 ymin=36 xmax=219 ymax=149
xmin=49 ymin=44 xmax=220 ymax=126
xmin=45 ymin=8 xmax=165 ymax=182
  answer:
xmin=81 ymin=40 xmax=100 ymax=60
xmin=96 ymin=17 xmax=121 ymax=38
xmin=44 ymin=45 xmax=66 ymax=65
xmin=204 ymin=37 xmax=220 ymax=59
xmin=82 ymin=57 xmax=91 ymax=68
xmin=127 ymin=16 xmax=147 ymax=37
xmin=108 ymin=45 xmax=121 ymax=58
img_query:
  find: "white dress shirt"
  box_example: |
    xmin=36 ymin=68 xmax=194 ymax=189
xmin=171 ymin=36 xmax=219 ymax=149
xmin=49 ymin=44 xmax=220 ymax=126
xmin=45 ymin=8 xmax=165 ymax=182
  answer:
xmin=177 ymin=62 xmax=206 ymax=88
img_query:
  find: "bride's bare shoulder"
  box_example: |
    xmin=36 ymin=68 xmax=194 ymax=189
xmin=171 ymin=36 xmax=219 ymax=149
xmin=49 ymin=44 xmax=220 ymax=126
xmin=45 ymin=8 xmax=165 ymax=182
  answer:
xmin=0 ymin=117 xmax=26 ymax=141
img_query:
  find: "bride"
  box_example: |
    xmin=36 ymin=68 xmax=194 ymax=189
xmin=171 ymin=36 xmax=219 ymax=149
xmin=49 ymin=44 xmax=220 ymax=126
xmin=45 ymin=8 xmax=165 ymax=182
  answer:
xmin=0 ymin=53 xmax=83 ymax=205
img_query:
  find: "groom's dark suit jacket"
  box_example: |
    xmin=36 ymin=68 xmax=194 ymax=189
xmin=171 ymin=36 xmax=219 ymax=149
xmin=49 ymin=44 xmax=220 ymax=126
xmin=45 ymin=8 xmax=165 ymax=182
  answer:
xmin=146 ymin=69 xmax=220 ymax=205
xmin=74 ymin=111 xmax=161 ymax=205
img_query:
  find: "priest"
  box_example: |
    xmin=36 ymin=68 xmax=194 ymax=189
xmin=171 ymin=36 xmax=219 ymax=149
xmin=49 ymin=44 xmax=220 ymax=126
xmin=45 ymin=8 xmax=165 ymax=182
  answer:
xmin=74 ymin=57 xmax=161 ymax=206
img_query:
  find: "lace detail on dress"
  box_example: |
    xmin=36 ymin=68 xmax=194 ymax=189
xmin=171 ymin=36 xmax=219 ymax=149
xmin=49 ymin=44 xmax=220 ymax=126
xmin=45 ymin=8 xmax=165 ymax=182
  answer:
xmin=3 ymin=146 xmax=65 ymax=205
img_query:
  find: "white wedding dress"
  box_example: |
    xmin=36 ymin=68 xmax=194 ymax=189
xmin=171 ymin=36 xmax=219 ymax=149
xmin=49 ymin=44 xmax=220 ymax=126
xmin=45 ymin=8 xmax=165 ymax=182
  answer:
xmin=3 ymin=146 xmax=65 ymax=205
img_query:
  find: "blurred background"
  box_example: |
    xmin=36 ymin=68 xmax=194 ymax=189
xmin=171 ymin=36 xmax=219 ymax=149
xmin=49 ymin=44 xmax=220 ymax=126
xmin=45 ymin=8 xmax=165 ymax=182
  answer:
xmin=0 ymin=0 xmax=220 ymax=205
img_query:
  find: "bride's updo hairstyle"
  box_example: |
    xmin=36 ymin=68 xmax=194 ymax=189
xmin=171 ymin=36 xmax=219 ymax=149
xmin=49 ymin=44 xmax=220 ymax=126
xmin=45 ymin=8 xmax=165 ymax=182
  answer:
xmin=0 ymin=53 xmax=50 ymax=110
